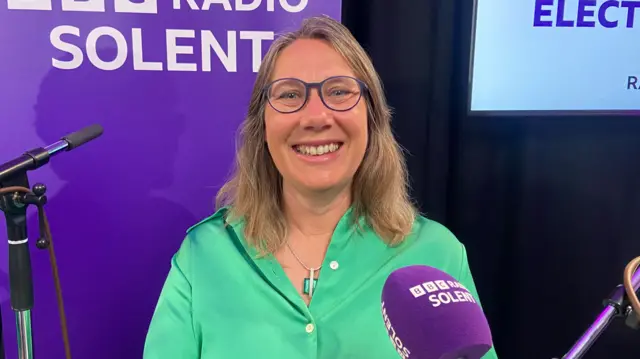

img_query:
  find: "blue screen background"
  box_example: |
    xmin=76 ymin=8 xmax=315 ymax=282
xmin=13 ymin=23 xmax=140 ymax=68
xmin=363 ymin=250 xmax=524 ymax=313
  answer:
xmin=470 ymin=0 xmax=640 ymax=112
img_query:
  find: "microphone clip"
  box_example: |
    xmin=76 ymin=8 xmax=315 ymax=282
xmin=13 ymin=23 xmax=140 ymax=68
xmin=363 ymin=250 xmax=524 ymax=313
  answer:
xmin=9 ymin=183 xmax=51 ymax=250
xmin=602 ymin=284 xmax=640 ymax=330
xmin=603 ymin=284 xmax=639 ymax=331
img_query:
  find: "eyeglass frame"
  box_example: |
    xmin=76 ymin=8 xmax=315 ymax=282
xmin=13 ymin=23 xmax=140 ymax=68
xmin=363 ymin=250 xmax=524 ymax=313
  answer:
xmin=262 ymin=75 xmax=369 ymax=114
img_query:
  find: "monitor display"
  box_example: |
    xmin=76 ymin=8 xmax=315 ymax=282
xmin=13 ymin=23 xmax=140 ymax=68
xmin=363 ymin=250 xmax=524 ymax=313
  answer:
xmin=468 ymin=0 xmax=640 ymax=115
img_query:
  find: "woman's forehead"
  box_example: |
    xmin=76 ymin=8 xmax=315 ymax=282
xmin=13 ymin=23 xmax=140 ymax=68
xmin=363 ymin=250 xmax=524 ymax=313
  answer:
xmin=270 ymin=39 xmax=355 ymax=81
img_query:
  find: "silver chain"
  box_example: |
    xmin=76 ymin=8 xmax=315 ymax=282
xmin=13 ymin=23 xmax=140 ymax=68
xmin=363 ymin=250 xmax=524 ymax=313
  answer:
xmin=285 ymin=242 xmax=322 ymax=271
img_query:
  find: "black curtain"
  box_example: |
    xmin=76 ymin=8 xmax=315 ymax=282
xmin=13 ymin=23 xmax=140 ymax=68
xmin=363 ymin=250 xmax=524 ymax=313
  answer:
xmin=342 ymin=1 xmax=640 ymax=358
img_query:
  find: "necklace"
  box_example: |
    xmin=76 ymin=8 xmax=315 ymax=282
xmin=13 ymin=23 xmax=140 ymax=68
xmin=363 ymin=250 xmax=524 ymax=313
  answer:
xmin=286 ymin=242 xmax=322 ymax=298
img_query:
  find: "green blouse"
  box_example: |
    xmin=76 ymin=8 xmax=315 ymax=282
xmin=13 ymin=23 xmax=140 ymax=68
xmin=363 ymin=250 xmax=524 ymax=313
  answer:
xmin=143 ymin=207 xmax=499 ymax=358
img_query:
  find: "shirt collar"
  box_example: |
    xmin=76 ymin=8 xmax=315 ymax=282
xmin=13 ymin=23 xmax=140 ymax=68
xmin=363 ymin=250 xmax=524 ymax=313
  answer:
xmin=221 ymin=205 xmax=363 ymax=259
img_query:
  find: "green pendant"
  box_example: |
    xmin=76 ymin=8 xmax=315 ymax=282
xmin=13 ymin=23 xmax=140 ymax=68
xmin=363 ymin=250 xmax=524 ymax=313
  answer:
xmin=303 ymin=278 xmax=318 ymax=295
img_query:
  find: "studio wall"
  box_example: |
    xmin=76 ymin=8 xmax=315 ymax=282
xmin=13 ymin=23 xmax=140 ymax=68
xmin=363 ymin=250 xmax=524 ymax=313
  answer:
xmin=0 ymin=1 xmax=341 ymax=357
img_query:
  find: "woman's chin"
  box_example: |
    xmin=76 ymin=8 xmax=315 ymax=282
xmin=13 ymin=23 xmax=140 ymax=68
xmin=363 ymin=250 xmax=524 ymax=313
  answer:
xmin=302 ymin=182 xmax=339 ymax=193
xmin=295 ymin=177 xmax=351 ymax=194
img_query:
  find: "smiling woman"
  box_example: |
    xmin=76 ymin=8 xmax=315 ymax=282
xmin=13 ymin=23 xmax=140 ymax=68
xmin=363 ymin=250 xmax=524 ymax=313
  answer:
xmin=265 ymin=39 xmax=369 ymax=197
xmin=268 ymin=75 xmax=365 ymax=163
xmin=143 ymin=15 xmax=499 ymax=359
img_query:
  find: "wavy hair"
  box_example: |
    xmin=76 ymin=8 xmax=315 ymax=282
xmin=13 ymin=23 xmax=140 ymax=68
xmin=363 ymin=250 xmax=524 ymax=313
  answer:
xmin=216 ymin=15 xmax=417 ymax=254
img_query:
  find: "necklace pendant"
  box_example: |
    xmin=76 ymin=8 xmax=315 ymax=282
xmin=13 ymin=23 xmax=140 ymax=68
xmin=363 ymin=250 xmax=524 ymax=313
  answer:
xmin=303 ymin=278 xmax=318 ymax=296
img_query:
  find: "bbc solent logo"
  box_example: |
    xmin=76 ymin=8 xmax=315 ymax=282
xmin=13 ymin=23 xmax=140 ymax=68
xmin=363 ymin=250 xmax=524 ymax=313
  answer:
xmin=6 ymin=0 xmax=308 ymax=13
xmin=7 ymin=0 xmax=158 ymax=13
xmin=409 ymin=279 xmax=466 ymax=296
xmin=5 ymin=0 xmax=308 ymax=73
xmin=409 ymin=279 xmax=477 ymax=307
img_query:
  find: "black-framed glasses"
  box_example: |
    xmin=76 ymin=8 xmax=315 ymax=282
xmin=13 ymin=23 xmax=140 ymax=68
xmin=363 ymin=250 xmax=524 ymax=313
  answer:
xmin=264 ymin=76 xmax=368 ymax=114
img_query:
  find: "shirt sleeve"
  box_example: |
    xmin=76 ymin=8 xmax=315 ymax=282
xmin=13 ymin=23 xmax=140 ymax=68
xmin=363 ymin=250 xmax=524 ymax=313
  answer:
xmin=143 ymin=236 xmax=200 ymax=359
xmin=457 ymin=243 xmax=500 ymax=359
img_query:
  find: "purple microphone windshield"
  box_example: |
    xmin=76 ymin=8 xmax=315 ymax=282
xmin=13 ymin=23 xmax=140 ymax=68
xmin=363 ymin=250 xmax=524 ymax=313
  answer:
xmin=381 ymin=265 xmax=493 ymax=359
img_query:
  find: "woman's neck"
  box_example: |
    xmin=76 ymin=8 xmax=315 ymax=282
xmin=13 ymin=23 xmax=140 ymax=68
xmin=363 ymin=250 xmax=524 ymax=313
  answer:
xmin=282 ymin=182 xmax=351 ymax=239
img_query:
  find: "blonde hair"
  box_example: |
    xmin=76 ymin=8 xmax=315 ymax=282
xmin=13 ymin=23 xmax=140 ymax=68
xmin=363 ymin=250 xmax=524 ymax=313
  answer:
xmin=216 ymin=15 xmax=417 ymax=254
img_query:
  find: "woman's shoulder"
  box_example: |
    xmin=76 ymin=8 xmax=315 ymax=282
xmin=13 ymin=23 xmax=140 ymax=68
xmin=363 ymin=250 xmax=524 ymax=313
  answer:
xmin=174 ymin=206 xmax=253 ymax=268
xmin=400 ymin=214 xmax=468 ymax=262
xmin=186 ymin=207 xmax=229 ymax=234
xmin=409 ymin=214 xmax=462 ymax=248
xmin=181 ymin=206 xmax=240 ymax=249
xmin=397 ymin=214 xmax=472 ymax=281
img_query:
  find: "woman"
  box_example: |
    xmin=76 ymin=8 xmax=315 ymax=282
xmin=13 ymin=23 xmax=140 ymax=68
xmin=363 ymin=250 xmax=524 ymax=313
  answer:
xmin=143 ymin=15 xmax=498 ymax=359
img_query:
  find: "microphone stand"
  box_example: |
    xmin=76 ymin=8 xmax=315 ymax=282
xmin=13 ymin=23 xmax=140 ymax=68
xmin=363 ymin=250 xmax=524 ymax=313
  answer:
xmin=558 ymin=269 xmax=640 ymax=359
xmin=0 ymin=124 xmax=103 ymax=359
xmin=0 ymin=149 xmax=54 ymax=359
xmin=1 ymin=173 xmax=36 ymax=359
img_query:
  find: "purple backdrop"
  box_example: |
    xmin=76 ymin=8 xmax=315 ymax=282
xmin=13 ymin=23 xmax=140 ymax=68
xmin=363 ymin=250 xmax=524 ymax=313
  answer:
xmin=0 ymin=1 xmax=341 ymax=358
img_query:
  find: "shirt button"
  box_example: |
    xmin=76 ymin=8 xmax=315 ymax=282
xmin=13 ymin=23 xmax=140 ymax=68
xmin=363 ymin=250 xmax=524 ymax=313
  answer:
xmin=305 ymin=323 xmax=315 ymax=333
xmin=329 ymin=261 xmax=339 ymax=270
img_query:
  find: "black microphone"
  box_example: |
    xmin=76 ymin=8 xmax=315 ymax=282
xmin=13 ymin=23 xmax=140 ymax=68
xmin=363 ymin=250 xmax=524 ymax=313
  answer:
xmin=0 ymin=124 xmax=103 ymax=182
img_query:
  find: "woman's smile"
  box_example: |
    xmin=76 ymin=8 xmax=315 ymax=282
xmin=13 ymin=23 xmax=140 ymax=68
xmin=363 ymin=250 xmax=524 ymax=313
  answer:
xmin=291 ymin=141 xmax=345 ymax=163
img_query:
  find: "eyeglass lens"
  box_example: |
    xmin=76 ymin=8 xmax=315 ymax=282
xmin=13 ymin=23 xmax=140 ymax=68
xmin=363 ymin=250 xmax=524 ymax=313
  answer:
xmin=267 ymin=76 xmax=362 ymax=113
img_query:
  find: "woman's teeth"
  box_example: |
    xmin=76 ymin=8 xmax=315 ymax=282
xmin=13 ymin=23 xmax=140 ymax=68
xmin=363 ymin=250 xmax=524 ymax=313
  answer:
xmin=294 ymin=143 xmax=342 ymax=156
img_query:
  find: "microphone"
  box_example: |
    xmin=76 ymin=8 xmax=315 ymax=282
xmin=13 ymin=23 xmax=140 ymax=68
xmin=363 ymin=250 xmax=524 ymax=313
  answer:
xmin=0 ymin=124 xmax=103 ymax=182
xmin=381 ymin=265 xmax=493 ymax=359
xmin=0 ymin=124 xmax=102 ymax=359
